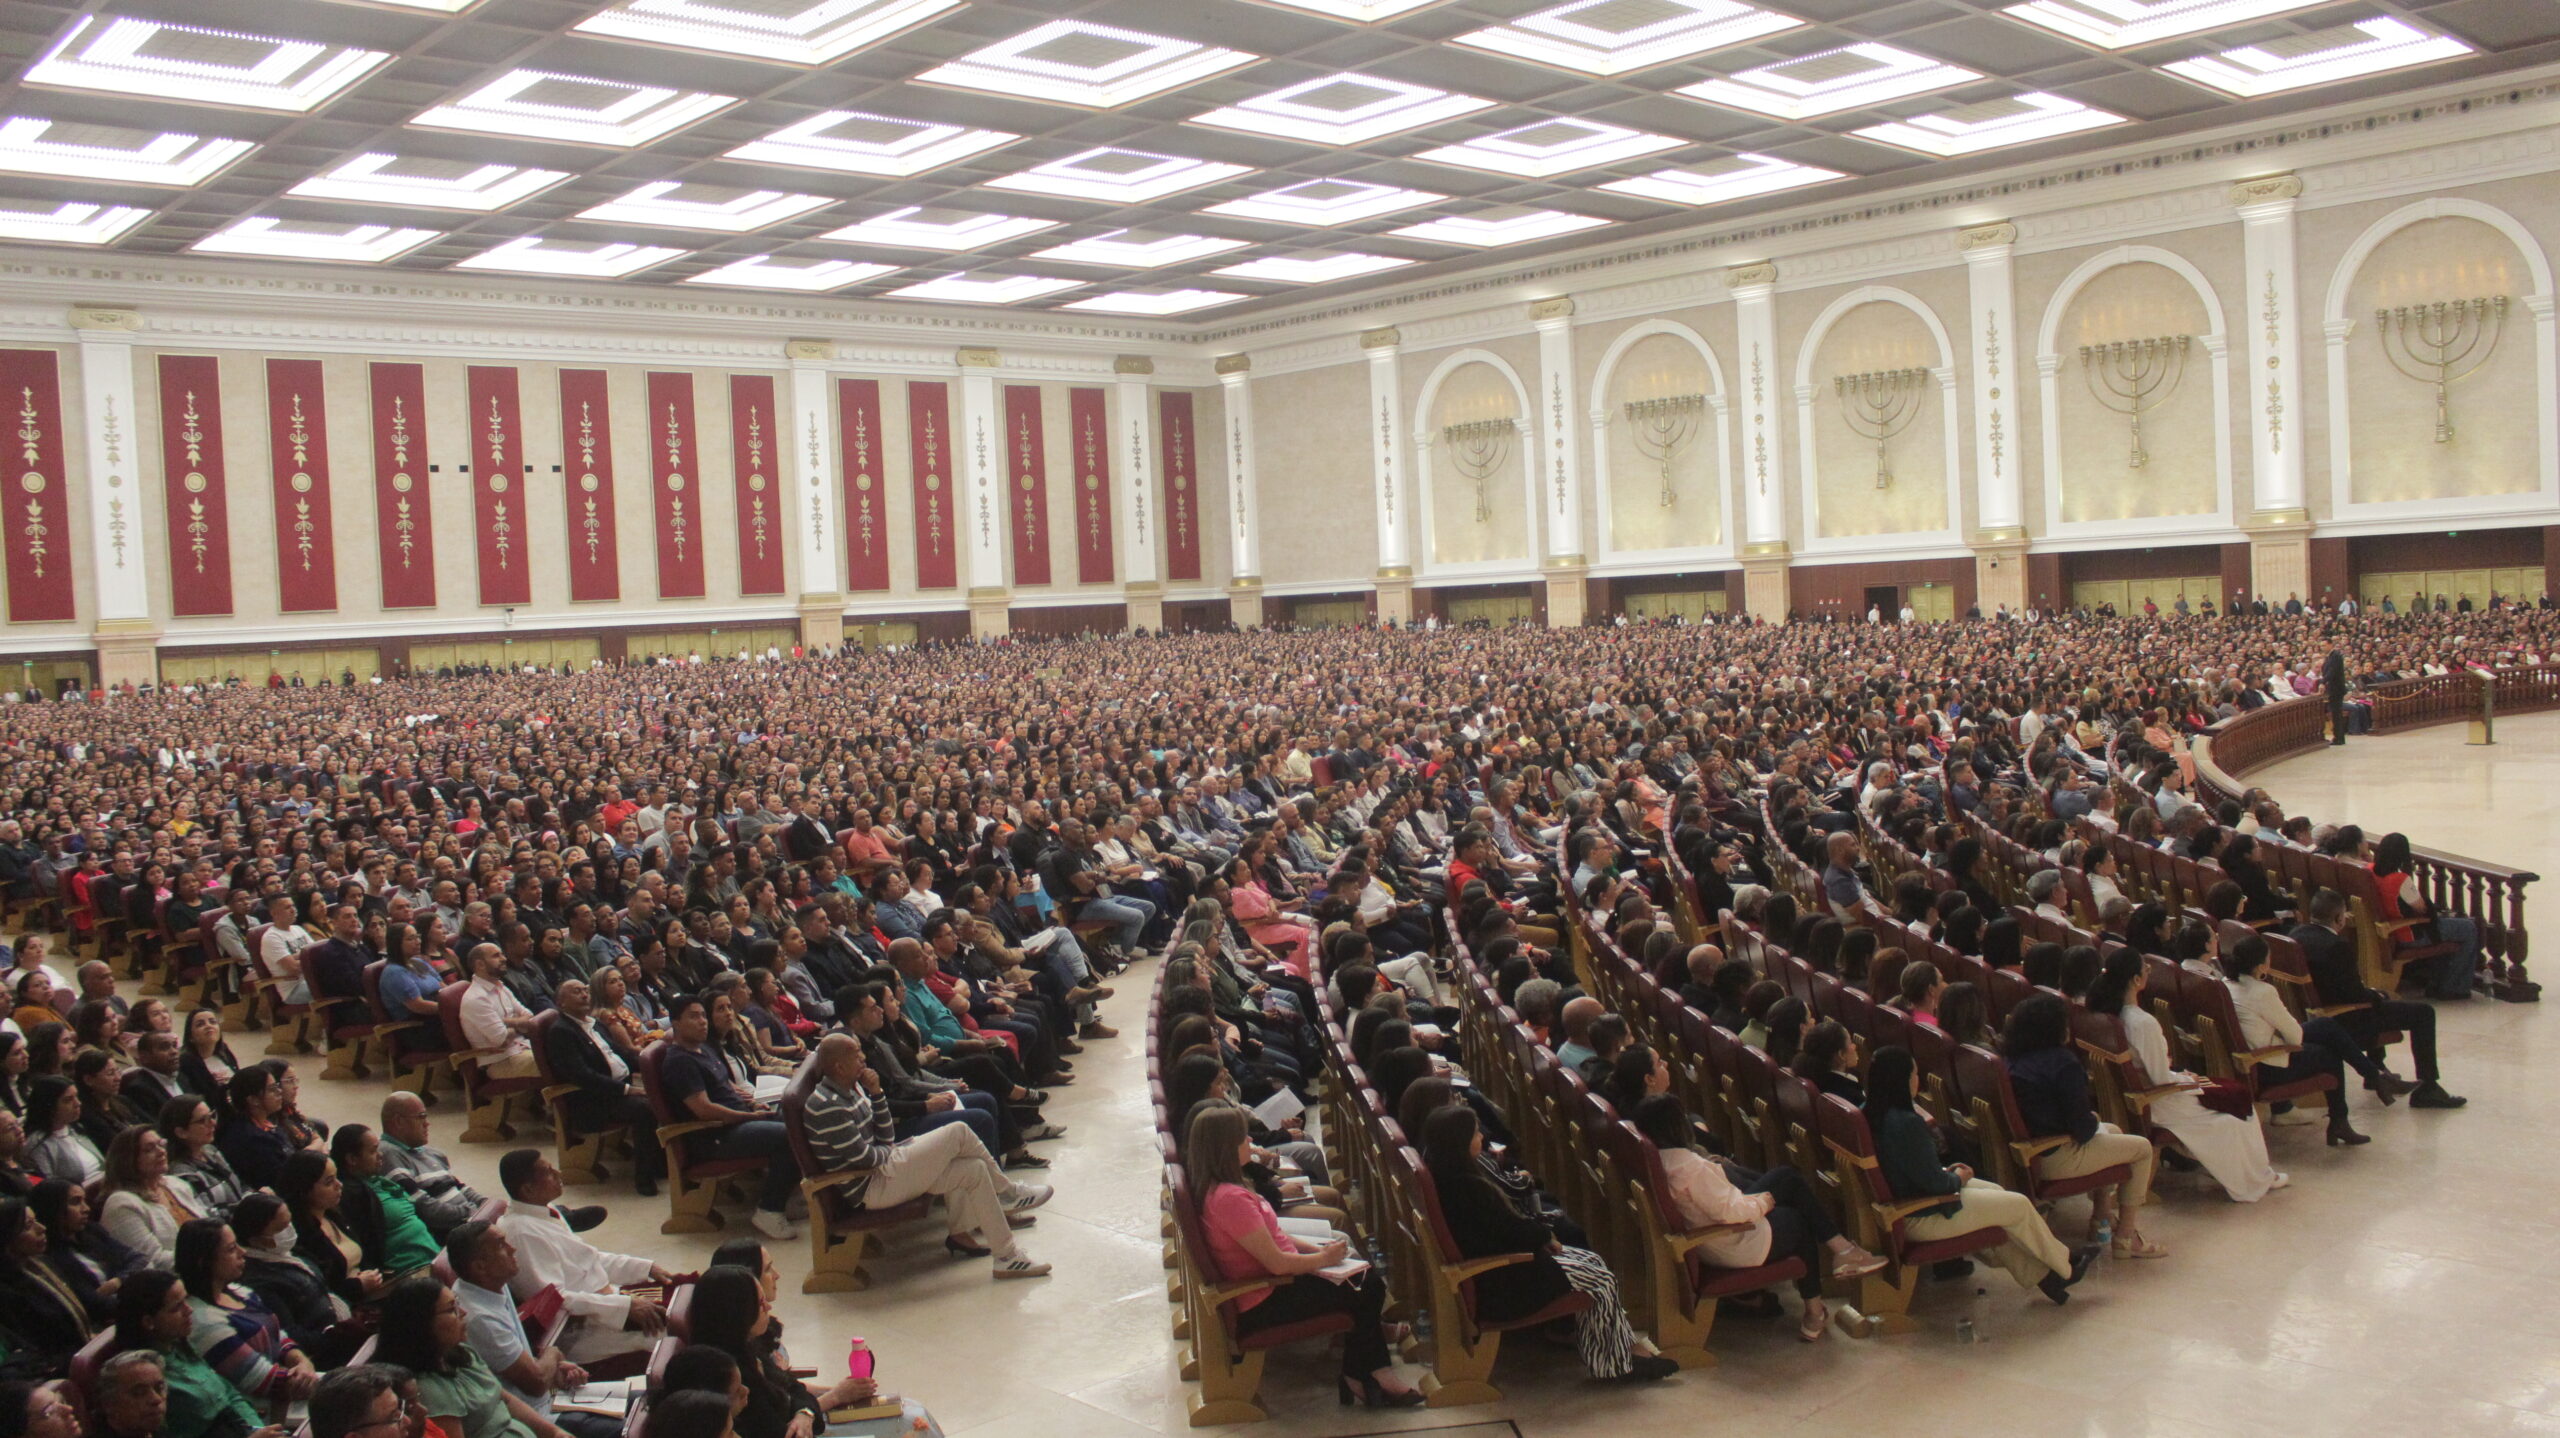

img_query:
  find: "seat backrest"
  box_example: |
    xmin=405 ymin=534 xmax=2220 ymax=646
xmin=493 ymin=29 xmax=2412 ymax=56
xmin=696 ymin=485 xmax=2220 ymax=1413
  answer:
xmin=777 ymin=1062 xmax=834 ymax=1213
xmin=1769 ymin=1072 xmax=1822 ymax=1151
xmin=1831 ymin=982 xmax=1875 ymax=1041
xmin=1985 ymin=966 xmax=2033 ymax=1021
xmin=1904 ymin=1018 xmax=1955 ymax=1098
xmin=637 ymin=1041 xmax=685 ymax=1125
xmin=1807 ymin=969 xmax=1846 ymax=1023
xmin=362 ymin=960 xmax=393 ymax=1024
xmin=532 ymin=1009 xmax=565 ymax=1085
xmin=1869 ymin=1002 xmax=1912 ymax=1055
xmin=437 ymin=982 xmax=470 ymax=1051
xmin=1811 ymin=1092 xmax=1893 ymax=1210
xmin=1950 ymin=1043 xmax=2025 ymax=1139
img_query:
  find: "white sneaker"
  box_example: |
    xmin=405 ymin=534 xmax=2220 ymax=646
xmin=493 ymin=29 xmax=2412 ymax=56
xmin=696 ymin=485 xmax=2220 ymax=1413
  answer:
xmin=993 ymin=1252 xmax=1052 ymax=1280
xmin=2268 ymin=1172 xmax=2291 ymax=1191
xmin=1022 ymin=1122 xmax=1068 ymax=1142
xmin=752 ymin=1209 xmax=801 ymax=1240
xmin=1002 ymin=1184 xmax=1054 ymax=1214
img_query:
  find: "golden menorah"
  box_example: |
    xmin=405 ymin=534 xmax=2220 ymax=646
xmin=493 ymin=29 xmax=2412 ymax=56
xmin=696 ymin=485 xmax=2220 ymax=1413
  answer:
xmin=2375 ymin=296 xmax=2507 ymax=444
xmin=2080 ymin=334 xmax=2190 ymax=469
xmin=1623 ymin=393 xmax=1705 ymax=507
xmin=1442 ymin=417 xmax=1516 ymax=522
xmin=1833 ymin=368 xmax=1929 ymax=489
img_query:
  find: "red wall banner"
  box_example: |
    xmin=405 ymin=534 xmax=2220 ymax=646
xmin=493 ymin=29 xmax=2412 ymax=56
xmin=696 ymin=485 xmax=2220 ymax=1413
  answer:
xmin=644 ymin=372 xmax=705 ymax=600
xmin=726 ymin=375 xmax=785 ymax=597
xmin=838 ymin=378 xmax=889 ymax=592
xmin=0 ymin=350 xmax=74 ymax=622
xmin=1160 ymin=390 xmax=1201 ymax=582
xmin=466 ymin=365 xmax=531 ymax=606
xmin=155 ymin=355 xmax=234 ymax=616
xmin=1068 ymin=387 xmax=1115 ymax=584
xmin=906 ymin=381 xmax=956 ymax=590
xmin=1003 ymin=384 xmax=1051 ymax=586
xmin=265 ymin=359 xmax=338 ymax=613
xmin=557 ymin=368 xmax=622 ymax=603
xmin=367 ymin=363 xmax=436 ymax=609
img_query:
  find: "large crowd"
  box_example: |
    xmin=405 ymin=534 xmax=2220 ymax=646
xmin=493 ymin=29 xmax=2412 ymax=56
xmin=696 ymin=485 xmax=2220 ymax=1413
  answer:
xmin=0 ymin=601 xmax=2546 ymax=1434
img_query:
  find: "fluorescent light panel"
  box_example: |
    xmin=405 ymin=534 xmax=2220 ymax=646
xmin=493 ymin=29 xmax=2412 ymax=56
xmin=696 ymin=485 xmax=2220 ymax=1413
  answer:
xmin=916 ymin=20 xmax=1253 ymax=109
xmin=193 ymin=217 xmax=440 ymax=263
xmin=290 ymin=153 xmax=567 ymax=210
xmin=1190 ymin=73 xmax=1493 ymax=145
xmin=1213 ymin=251 xmax=1412 ymax=283
xmin=575 ymin=0 xmax=961 ymax=65
xmin=1599 ymin=152 xmax=1842 ymax=204
xmin=684 ymin=255 xmax=898 ymax=291
xmin=2003 ymin=0 xmax=2326 ymax=49
xmin=823 ymin=206 xmax=1057 ymax=250
xmin=725 ymin=109 xmax=1013 ymax=176
xmin=1680 ymin=43 xmax=1978 ymax=119
xmin=1033 ymin=230 xmax=1249 ymax=268
xmin=1204 ymin=178 xmax=1442 ymax=226
xmin=455 ymin=237 xmax=687 ymax=277
xmin=986 ymin=148 xmax=1252 ymax=203
xmin=1854 ymin=92 xmax=2124 ymax=155
xmin=577 ymin=181 xmax=832 ymax=232
xmin=2163 ymin=16 xmax=2472 ymax=97
xmin=413 ymin=70 xmax=737 ymax=147
xmin=27 ymin=16 xmax=388 ymax=113
xmin=1239 ymin=0 xmax=1447 ymax=18
xmin=0 ymin=199 xmax=152 ymax=245
xmin=1063 ymin=288 xmax=1244 ymax=315
xmin=1417 ymin=117 xmax=1685 ymax=177
xmin=0 ymin=118 xmax=252 ymax=187
xmin=888 ymin=272 xmax=1082 ymax=304
xmin=1453 ymin=0 xmax=1804 ymax=76
xmin=1390 ymin=208 xmax=1606 ymax=246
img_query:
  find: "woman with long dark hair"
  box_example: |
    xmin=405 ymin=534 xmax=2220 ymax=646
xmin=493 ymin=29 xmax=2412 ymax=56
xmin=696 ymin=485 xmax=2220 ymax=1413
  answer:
xmin=372 ymin=1274 xmax=566 ymax=1438
xmin=22 ymin=1077 xmax=100 ymax=1185
xmin=2372 ymin=831 xmax=2485 ymax=999
xmin=1862 ymin=1046 xmax=2087 ymax=1305
xmin=0 ymin=1193 xmax=97 ymax=1358
xmin=173 ymin=1218 xmax=318 ymax=1405
xmin=2087 ymin=950 xmax=2286 ymax=1199
xmin=111 ymin=1269 xmax=268 ymax=1438
xmin=687 ymin=1265 xmax=876 ymax=1438
xmin=2003 ymin=995 xmax=2162 ymax=1259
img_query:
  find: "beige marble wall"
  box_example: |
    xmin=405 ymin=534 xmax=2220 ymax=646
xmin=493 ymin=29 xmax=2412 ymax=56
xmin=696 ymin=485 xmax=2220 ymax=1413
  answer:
xmin=1599 ymin=331 xmax=1721 ymax=552
xmin=1806 ymin=299 xmax=1949 ymax=539
xmin=2050 ymin=262 xmax=2221 ymax=522
xmin=1249 ymin=361 xmax=1374 ymax=587
xmin=1423 ymin=358 xmax=1533 ymax=566
xmin=2338 ymin=216 xmax=2535 ymax=504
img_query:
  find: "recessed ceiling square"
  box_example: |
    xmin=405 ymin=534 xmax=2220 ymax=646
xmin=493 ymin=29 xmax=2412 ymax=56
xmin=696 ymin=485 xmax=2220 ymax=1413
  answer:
xmin=28 ymin=16 xmax=390 ymax=114
xmin=575 ymin=0 xmax=962 ymax=65
xmin=1453 ymin=0 xmax=1806 ymax=76
xmin=915 ymin=20 xmax=1254 ymax=109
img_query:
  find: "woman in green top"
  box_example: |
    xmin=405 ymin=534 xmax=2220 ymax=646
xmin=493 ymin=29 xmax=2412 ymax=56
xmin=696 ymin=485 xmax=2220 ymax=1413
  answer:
xmin=1861 ymin=1047 xmax=2089 ymax=1306
xmin=373 ymin=1275 xmax=572 ymax=1438
xmin=111 ymin=1270 xmax=274 ymax=1438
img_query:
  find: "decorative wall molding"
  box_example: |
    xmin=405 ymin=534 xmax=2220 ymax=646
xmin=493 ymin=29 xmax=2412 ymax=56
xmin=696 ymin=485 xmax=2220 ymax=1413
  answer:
xmin=1788 ymin=285 xmax=1964 ymax=557
xmin=1409 ymin=347 xmax=1541 ymax=579
xmin=1585 ymin=317 xmax=1735 ymax=569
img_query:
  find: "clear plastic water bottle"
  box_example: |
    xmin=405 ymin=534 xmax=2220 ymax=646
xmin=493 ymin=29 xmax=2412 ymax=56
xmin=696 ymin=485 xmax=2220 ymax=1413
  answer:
xmin=1957 ymin=1285 xmax=1990 ymax=1343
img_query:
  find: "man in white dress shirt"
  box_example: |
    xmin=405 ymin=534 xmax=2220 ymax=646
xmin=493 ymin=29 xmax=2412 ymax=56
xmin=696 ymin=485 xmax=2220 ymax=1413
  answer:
xmin=494 ymin=1149 xmax=671 ymax=1366
xmin=458 ymin=942 xmax=541 ymax=1079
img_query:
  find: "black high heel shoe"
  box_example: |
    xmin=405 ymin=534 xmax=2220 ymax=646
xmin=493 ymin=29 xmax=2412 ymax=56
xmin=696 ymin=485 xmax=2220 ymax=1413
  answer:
xmin=1337 ymin=1376 xmax=1425 ymax=1408
xmin=944 ymin=1234 xmax=990 ymax=1258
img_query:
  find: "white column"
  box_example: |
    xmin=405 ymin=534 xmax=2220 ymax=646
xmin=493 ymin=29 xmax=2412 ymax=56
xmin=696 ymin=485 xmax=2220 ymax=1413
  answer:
xmin=70 ymin=310 xmax=149 ymax=623
xmin=2233 ymin=174 xmax=2306 ymax=518
xmin=1111 ymin=358 xmax=1160 ymax=587
xmin=1215 ymin=355 xmax=1259 ymax=581
xmin=1960 ymin=224 xmax=2024 ymax=536
xmin=954 ymin=349 xmax=1008 ymax=637
xmin=1363 ymin=327 xmax=1408 ymax=572
xmin=1727 ymin=264 xmax=1784 ymax=548
xmin=1531 ymin=298 xmax=1582 ymax=562
xmin=784 ymin=339 xmax=837 ymax=599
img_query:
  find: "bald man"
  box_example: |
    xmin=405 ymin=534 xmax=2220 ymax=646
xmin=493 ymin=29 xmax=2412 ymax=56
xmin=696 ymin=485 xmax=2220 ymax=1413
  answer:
xmin=1553 ymin=996 xmax=1607 ymax=1073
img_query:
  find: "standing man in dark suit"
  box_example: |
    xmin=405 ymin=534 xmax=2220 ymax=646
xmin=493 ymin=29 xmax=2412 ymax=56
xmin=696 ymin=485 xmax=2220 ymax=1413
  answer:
xmin=2323 ymin=645 xmax=2350 ymax=746
xmin=542 ymin=978 xmax=663 ymax=1195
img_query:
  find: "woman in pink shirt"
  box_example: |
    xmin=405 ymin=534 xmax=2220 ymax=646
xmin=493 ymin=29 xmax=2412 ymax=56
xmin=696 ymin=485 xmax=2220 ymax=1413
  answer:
xmin=1218 ymin=860 xmax=1314 ymax=978
xmin=1185 ymin=1105 xmax=1417 ymax=1408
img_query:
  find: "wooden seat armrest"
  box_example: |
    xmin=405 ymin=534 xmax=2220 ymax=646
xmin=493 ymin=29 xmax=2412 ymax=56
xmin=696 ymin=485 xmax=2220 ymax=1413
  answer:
xmin=2374 ymin=918 xmax=2428 ymax=938
xmin=2265 ymin=969 xmax=2314 ymax=988
xmin=1440 ymin=1251 xmax=1540 ymax=1284
xmin=2125 ymin=1084 xmax=2189 ymax=1111
xmin=373 ymin=1020 xmax=423 ymax=1041
xmin=449 ymin=1040 xmax=514 ymax=1066
xmin=1870 ymin=1193 xmax=1959 ymax=1228
xmin=2237 ymin=1044 xmax=2300 ymax=1067
xmin=2008 ymin=1133 xmax=2073 ymax=1165
xmin=654 ymin=1118 xmax=736 ymax=1144
xmin=2308 ymin=1002 xmax=2371 ymax=1019
xmin=540 ymin=1084 xmax=584 ymax=1104
xmin=1664 ymin=1222 xmax=1760 ymax=1257
xmin=1197 ymin=1276 xmax=1285 ymax=1310
xmin=800 ymin=1170 xmax=875 ymax=1195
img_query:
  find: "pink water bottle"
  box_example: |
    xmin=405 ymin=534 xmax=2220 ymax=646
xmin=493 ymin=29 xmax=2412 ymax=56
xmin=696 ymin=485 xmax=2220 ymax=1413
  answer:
xmin=846 ymin=1338 xmax=873 ymax=1382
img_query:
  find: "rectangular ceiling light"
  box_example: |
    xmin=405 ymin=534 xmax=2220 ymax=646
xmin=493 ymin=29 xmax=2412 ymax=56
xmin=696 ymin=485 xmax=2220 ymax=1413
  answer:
xmin=341 ymin=0 xmax=484 ymax=9
xmin=1063 ymin=288 xmax=1246 ymax=315
xmin=2163 ymin=17 xmax=2472 ymax=97
xmin=822 ymin=206 xmax=1057 ymax=250
xmin=575 ymin=0 xmax=961 ymax=65
xmin=1417 ymin=117 xmax=1684 ymax=177
xmin=986 ymin=147 xmax=1252 ymax=203
xmin=684 ymin=255 xmax=899 ymax=290
xmin=290 ymin=153 xmax=568 ymax=210
xmin=887 ymin=272 xmax=1083 ymax=303
xmin=2004 ymin=0 xmax=2325 ymax=49
xmin=1203 ymin=177 xmax=1442 ymax=226
xmin=1680 ymin=43 xmax=1978 ymax=119
xmin=916 ymin=20 xmax=1253 ymax=109
xmin=1238 ymin=0 xmax=1449 ymax=18
xmin=0 ymin=199 xmax=152 ymax=245
xmin=454 ymin=236 xmax=688 ymax=277
xmin=413 ymin=70 xmax=737 ymax=147
xmin=1390 ymin=207 xmax=1606 ymax=246
xmin=27 ymin=16 xmax=389 ymax=113
xmin=0 ymin=118 xmax=253 ymax=187
xmin=1214 ymin=250 xmax=1413 ymax=283
xmin=577 ymin=181 xmax=832 ymax=232
xmin=1854 ymin=92 xmax=2125 ymax=155
xmin=1190 ymin=73 xmax=1493 ymax=145
xmin=1599 ymin=152 xmax=1842 ymax=204
xmin=1453 ymin=0 xmax=1804 ymax=76
xmin=725 ymin=110 xmax=1014 ymax=176
xmin=192 ymin=217 xmax=441 ymax=263
xmin=1033 ymin=229 xmax=1250 ymax=267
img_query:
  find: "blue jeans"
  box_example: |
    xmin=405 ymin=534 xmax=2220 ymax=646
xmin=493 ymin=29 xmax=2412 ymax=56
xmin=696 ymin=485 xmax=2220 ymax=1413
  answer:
xmin=2424 ymin=914 xmax=2483 ymax=998
xmin=902 ymin=1093 xmax=1000 ymax=1152
xmin=1040 ymin=930 xmax=1095 ymax=992
xmin=693 ymin=1119 xmax=799 ymax=1212
xmin=1079 ymin=894 xmax=1154 ymax=954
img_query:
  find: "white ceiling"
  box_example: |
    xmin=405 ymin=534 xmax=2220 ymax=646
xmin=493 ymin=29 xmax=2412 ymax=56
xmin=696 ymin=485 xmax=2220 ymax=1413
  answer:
xmin=0 ymin=0 xmax=2553 ymax=323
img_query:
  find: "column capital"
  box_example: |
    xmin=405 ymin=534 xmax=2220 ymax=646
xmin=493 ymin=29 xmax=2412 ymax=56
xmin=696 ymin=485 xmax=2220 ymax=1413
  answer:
xmin=1723 ymin=262 xmax=1776 ymax=293
xmin=784 ymin=338 xmax=832 ymax=363
xmin=2228 ymin=173 xmax=2303 ymax=217
xmin=956 ymin=345 xmax=1001 ymax=368
xmin=1213 ymin=353 xmax=1251 ymax=379
xmin=1528 ymin=296 xmax=1575 ymax=327
xmin=69 ymin=306 xmax=138 ymax=334
xmin=1111 ymin=355 xmax=1154 ymax=376
xmin=1958 ymin=222 xmax=2018 ymax=258
xmin=1359 ymin=326 xmax=1401 ymax=353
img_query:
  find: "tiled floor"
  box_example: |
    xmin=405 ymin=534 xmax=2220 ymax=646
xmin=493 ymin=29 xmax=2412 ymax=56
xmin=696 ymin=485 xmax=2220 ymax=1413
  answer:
xmin=248 ymin=716 xmax=2560 ymax=1438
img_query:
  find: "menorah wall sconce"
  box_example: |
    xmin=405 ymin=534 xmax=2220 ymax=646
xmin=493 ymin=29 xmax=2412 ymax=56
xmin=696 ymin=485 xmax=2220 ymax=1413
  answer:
xmin=1622 ymin=393 xmax=1706 ymax=507
xmin=2080 ymin=334 xmax=2191 ymax=469
xmin=1833 ymin=368 xmax=1929 ymax=489
xmin=1442 ymin=417 xmax=1516 ymax=522
xmin=2375 ymin=296 xmax=2506 ymax=444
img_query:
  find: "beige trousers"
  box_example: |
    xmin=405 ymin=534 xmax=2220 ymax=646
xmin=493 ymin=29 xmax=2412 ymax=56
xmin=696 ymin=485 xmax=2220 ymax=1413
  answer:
xmin=1901 ymin=1179 xmax=2072 ymax=1289
xmin=2032 ymin=1123 xmax=2155 ymax=1216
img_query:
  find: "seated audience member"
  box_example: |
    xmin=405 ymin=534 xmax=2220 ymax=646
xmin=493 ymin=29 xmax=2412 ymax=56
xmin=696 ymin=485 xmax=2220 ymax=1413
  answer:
xmin=22 ymin=1077 xmax=100 ymax=1185
xmin=231 ymin=1193 xmax=349 ymax=1357
xmin=685 ymin=1265 xmax=878 ymax=1438
xmin=112 ymin=1271 xmax=276 ymax=1438
xmin=216 ymin=1068 xmax=297 ymax=1194
xmin=31 ymin=1176 xmax=142 ymax=1322
xmin=1866 ymin=1047 xmax=2091 ymax=1303
xmin=376 ymin=1094 xmax=506 ymax=1238
xmin=444 ymin=1221 xmax=613 ymax=1438
xmin=100 ymin=1126 xmax=204 ymax=1267
xmin=538 ymin=979 xmax=665 ymax=1197
xmin=2291 ymin=889 xmax=2462 ymax=1109
xmin=655 ymin=995 xmax=802 ymax=1240
xmin=2086 ymin=950 xmax=2294 ymax=1195
xmin=305 ymin=1367 xmax=415 ymax=1438
xmin=276 ymin=1150 xmax=384 ymax=1309
xmin=173 ymin=1218 xmax=319 ymax=1407
xmin=459 ymin=945 xmax=542 ymax=1081
xmin=2372 ymin=832 xmax=2485 ymax=1000
xmin=2215 ymin=935 xmax=2372 ymax=1145
xmin=0 ymin=1193 xmax=98 ymax=1358
xmin=163 ymin=1097 xmax=246 ymax=1218
xmin=491 ymin=1151 xmax=672 ymax=1362
xmin=2004 ymin=997 xmax=2162 ymax=1259
xmin=1631 ymin=1094 xmax=1880 ymax=1340
xmin=373 ymin=1274 xmax=573 ymax=1438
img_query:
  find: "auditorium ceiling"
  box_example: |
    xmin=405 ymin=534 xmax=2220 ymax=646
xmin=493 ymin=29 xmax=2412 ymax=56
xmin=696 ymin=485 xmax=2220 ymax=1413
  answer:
xmin=0 ymin=0 xmax=2553 ymax=324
